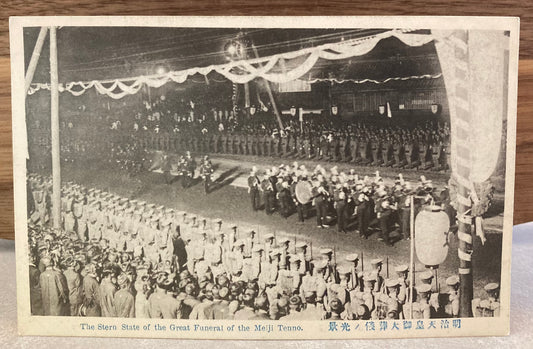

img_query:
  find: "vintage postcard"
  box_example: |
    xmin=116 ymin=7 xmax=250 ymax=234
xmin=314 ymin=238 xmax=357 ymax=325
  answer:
xmin=10 ymin=16 xmax=519 ymax=339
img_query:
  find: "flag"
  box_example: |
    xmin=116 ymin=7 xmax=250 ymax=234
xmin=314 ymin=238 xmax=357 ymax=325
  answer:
xmin=386 ymin=102 xmax=392 ymax=118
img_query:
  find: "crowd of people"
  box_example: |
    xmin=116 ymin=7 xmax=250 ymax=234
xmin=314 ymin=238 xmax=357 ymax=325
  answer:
xmin=246 ymin=162 xmax=453 ymax=242
xmin=27 ymin=93 xmax=451 ymax=174
xmin=27 ymin=173 xmax=500 ymax=320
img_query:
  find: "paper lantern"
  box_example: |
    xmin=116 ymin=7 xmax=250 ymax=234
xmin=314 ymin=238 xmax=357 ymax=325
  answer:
xmin=415 ymin=205 xmax=450 ymax=266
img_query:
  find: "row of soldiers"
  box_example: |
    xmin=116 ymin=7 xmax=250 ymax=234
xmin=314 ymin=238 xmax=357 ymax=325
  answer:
xmin=118 ymin=123 xmax=450 ymax=172
xmin=248 ymin=162 xmax=452 ymax=245
xmin=27 ymin=173 xmax=499 ymax=320
xmin=31 ymin=109 xmax=450 ymax=173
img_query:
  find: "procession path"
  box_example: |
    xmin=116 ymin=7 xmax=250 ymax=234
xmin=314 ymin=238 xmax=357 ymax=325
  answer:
xmin=54 ymin=156 xmax=504 ymax=298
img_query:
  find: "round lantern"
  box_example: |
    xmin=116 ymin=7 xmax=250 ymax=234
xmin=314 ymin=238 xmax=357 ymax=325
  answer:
xmin=415 ymin=205 xmax=450 ymax=266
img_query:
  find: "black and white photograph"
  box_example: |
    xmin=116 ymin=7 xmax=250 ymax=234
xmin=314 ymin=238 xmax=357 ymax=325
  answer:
xmin=10 ymin=16 xmax=519 ymax=339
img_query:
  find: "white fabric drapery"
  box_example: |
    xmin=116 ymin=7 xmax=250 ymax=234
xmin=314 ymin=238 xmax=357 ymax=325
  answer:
xmin=28 ymin=29 xmax=435 ymax=99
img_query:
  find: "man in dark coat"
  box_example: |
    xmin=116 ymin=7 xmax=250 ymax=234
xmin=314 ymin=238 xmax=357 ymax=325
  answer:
xmin=114 ymin=273 xmax=135 ymax=318
xmin=40 ymin=256 xmax=69 ymax=316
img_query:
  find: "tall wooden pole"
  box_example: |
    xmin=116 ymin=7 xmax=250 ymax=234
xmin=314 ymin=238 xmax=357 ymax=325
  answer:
xmin=49 ymin=26 xmax=61 ymax=230
xmin=25 ymin=27 xmax=48 ymax=94
xmin=409 ymin=195 xmax=415 ymax=318
xmin=251 ymin=44 xmax=284 ymax=131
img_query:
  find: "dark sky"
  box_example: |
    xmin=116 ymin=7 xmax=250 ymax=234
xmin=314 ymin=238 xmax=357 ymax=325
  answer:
xmin=23 ymin=27 xmax=439 ymax=84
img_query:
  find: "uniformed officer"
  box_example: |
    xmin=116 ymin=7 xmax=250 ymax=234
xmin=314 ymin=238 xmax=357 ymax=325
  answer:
xmin=248 ymin=167 xmax=261 ymax=212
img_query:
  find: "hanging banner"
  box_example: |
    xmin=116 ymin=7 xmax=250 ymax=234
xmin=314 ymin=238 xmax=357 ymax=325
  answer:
xmin=28 ymin=29 xmax=434 ymax=100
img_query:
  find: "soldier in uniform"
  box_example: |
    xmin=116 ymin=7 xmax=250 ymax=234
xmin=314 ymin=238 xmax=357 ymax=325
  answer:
xmin=199 ymin=155 xmax=214 ymax=195
xmin=212 ymin=132 xmax=220 ymax=154
xmin=345 ymin=254 xmax=361 ymax=292
xmin=114 ymin=273 xmax=135 ymax=318
xmin=220 ymin=132 xmax=228 ymax=154
xmin=265 ymin=133 xmax=272 ymax=157
xmin=444 ymin=275 xmax=460 ymax=318
xmin=339 ymin=134 xmax=348 ymax=162
xmin=473 ymin=282 xmax=500 ymax=317
xmin=369 ymin=259 xmax=385 ymax=294
xmin=273 ymin=132 xmax=280 ymax=157
xmin=182 ymin=151 xmax=196 ymax=189
xmin=147 ymin=273 xmax=182 ymax=319
xmin=64 ymin=258 xmax=83 ymax=316
xmin=412 ymin=284 xmax=434 ymax=319
xmin=248 ymin=167 xmax=261 ymax=212
xmin=333 ymin=183 xmax=348 ymax=234
xmin=260 ymin=171 xmax=275 ymax=215
xmin=312 ymin=180 xmax=330 ymax=229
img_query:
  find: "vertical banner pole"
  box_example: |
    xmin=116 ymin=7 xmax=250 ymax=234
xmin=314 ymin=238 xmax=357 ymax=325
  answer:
xmin=409 ymin=195 xmax=415 ymax=318
xmin=49 ymin=26 xmax=61 ymax=230
xmin=25 ymin=27 xmax=48 ymax=94
xmin=251 ymin=44 xmax=284 ymax=131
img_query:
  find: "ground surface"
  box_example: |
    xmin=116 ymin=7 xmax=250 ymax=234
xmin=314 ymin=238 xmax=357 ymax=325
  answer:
xmin=43 ymin=154 xmax=504 ymax=298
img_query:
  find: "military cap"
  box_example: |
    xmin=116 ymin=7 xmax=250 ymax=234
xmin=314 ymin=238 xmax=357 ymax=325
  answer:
xmin=416 ymin=284 xmax=432 ymax=295
xmin=289 ymin=255 xmax=302 ymax=264
xmin=117 ymin=273 xmax=130 ymax=286
xmin=252 ymin=245 xmax=264 ymax=253
xmin=218 ymin=287 xmax=229 ymax=299
xmin=63 ymin=256 xmax=74 ymax=267
xmin=278 ymin=296 xmax=289 ymax=308
xmin=337 ymin=264 xmax=351 ymax=275
xmin=420 ymin=270 xmax=434 ymax=282
xmin=345 ymin=253 xmax=359 ymax=262
xmin=213 ymin=218 xmax=222 ymax=224
xmin=289 ymin=295 xmax=302 ymax=306
xmin=446 ymin=275 xmax=460 ymax=286
xmin=165 ymin=208 xmax=174 ymax=213
xmin=385 ymin=278 xmax=400 ymax=288
xmin=395 ymin=264 xmax=409 ymax=273
xmin=263 ymin=233 xmax=274 ymax=241
xmin=278 ymin=237 xmax=290 ymax=244
xmin=230 ymin=224 xmax=238 ymax=229
xmin=363 ymin=272 xmax=377 ymax=283
xmin=320 ymin=248 xmax=333 ymax=255
xmin=313 ymin=259 xmax=328 ymax=270
xmin=370 ymin=258 xmax=383 ymax=266
xmin=484 ymin=283 xmax=499 ymax=292
xmin=246 ymin=229 xmax=256 ymax=236
xmin=295 ymin=241 xmax=307 ymax=249
xmin=479 ymin=299 xmax=491 ymax=308
xmin=329 ymin=298 xmax=343 ymax=312
xmin=270 ymin=249 xmax=282 ymax=257
xmin=161 ymin=219 xmax=172 ymax=227
xmin=147 ymin=203 xmax=156 ymax=209
xmin=235 ymin=239 xmax=245 ymax=247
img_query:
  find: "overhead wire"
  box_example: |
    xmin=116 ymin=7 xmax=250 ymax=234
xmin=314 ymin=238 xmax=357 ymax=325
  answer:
xmin=61 ymin=28 xmax=382 ymax=75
